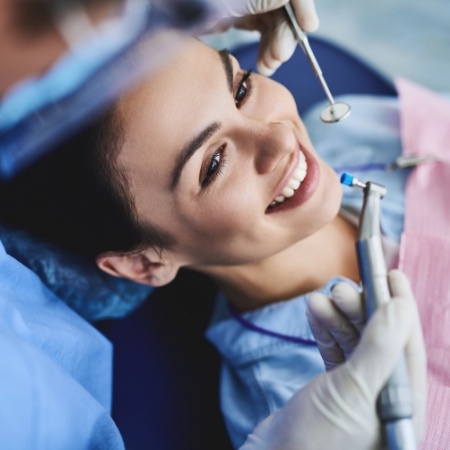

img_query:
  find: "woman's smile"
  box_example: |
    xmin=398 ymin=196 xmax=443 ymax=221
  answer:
xmin=266 ymin=146 xmax=320 ymax=214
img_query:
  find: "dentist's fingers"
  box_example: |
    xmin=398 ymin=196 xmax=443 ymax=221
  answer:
xmin=388 ymin=269 xmax=414 ymax=300
xmin=225 ymin=0 xmax=290 ymax=17
xmin=234 ymin=0 xmax=319 ymax=76
xmin=291 ymin=0 xmax=319 ymax=32
xmin=330 ymin=282 xmax=365 ymax=333
xmin=308 ymin=292 xmax=360 ymax=362
xmin=256 ymin=17 xmax=297 ymax=76
xmin=347 ymin=296 xmax=418 ymax=399
xmin=255 ymin=0 xmax=319 ymax=76
xmin=306 ymin=301 xmax=345 ymax=370
xmin=225 ymin=0 xmax=319 ymax=30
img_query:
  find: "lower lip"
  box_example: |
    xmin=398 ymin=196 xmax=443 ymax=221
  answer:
xmin=266 ymin=146 xmax=320 ymax=214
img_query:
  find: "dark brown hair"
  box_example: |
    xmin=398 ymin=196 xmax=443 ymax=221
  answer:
xmin=0 ymin=109 xmax=175 ymax=259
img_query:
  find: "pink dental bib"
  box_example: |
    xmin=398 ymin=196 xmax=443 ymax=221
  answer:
xmin=396 ymin=77 xmax=450 ymax=450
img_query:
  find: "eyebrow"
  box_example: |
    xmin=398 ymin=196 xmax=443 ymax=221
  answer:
xmin=170 ymin=49 xmax=234 ymax=190
xmin=219 ymin=48 xmax=234 ymax=94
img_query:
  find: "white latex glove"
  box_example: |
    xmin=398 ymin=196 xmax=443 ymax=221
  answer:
xmin=307 ymin=280 xmax=366 ymax=371
xmin=239 ymin=270 xmax=427 ymax=450
xmin=213 ymin=0 xmax=319 ymax=76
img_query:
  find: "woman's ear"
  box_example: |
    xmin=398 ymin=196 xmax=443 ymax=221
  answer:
xmin=96 ymin=248 xmax=180 ymax=287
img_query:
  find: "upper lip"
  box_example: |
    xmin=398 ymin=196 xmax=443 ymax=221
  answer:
xmin=269 ymin=148 xmax=301 ymax=205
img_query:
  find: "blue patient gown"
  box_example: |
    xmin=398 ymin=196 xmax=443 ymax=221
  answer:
xmin=0 ymin=241 xmax=124 ymax=449
xmin=206 ymin=95 xmax=410 ymax=449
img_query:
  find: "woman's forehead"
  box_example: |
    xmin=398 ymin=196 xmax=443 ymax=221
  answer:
xmin=119 ymin=38 xmax=221 ymax=137
xmin=115 ymin=38 xmax=225 ymax=181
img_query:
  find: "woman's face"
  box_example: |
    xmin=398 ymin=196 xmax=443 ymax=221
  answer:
xmin=116 ymin=36 xmax=342 ymax=268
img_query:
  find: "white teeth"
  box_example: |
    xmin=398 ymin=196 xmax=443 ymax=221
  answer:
xmin=269 ymin=151 xmax=308 ymax=208
xmin=288 ymin=179 xmax=300 ymax=190
xmin=281 ymin=187 xmax=295 ymax=198
xmin=296 ymin=168 xmax=307 ymax=181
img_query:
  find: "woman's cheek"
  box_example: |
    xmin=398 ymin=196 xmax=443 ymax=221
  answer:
xmin=198 ymin=185 xmax=258 ymax=241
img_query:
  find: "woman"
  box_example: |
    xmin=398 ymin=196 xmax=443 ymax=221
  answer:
xmin=0 ymin=33 xmax=424 ymax=448
xmin=1 ymin=33 xmax=357 ymax=293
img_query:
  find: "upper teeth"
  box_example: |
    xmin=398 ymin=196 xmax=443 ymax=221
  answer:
xmin=270 ymin=151 xmax=307 ymax=207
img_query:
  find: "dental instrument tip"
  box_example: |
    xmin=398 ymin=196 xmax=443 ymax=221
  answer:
xmin=340 ymin=172 xmax=354 ymax=186
xmin=340 ymin=172 xmax=366 ymax=189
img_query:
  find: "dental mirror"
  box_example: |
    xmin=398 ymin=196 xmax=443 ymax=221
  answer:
xmin=320 ymin=101 xmax=351 ymax=123
xmin=284 ymin=2 xmax=351 ymax=123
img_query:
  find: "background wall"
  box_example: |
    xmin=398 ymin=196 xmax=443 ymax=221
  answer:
xmin=202 ymin=0 xmax=450 ymax=92
xmin=315 ymin=0 xmax=450 ymax=91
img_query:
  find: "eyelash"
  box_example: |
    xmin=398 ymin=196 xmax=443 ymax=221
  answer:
xmin=201 ymin=145 xmax=227 ymax=188
xmin=201 ymin=70 xmax=253 ymax=189
xmin=235 ymin=70 xmax=253 ymax=107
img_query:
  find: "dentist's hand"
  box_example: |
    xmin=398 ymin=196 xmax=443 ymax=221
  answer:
xmin=239 ymin=270 xmax=427 ymax=450
xmin=307 ymin=279 xmax=366 ymax=371
xmin=214 ymin=0 xmax=319 ymax=76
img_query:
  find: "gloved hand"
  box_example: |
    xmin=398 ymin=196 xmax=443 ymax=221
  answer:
xmin=307 ymin=279 xmax=366 ymax=371
xmin=213 ymin=0 xmax=319 ymax=76
xmin=239 ymin=270 xmax=427 ymax=450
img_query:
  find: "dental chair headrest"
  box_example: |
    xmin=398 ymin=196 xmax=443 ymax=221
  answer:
xmin=0 ymin=225 xmax=153 ymax=322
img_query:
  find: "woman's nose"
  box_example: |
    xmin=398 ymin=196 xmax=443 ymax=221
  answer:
xmin=250 ymin=121 xmax=298 ymax=175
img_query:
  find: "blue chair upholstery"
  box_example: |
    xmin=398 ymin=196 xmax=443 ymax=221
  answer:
xmin=97 ymin=36 xmax=396 ymax=450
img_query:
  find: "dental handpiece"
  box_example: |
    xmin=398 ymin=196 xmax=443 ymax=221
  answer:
xmin=340 ymin=173 xmax=417 ymax=450
xmin=283 ymin=2 xmax=351 ymax=123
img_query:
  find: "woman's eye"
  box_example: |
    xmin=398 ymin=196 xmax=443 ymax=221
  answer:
xmin=234 ymin=70 xmax=252 ymax=107
xmin=206 ymin=151 xmax=220 ymax=178
xmin=201 ymin=146 xmax=225 ymax=188
xmin=235 ymin=81 xmax=248 ymax=104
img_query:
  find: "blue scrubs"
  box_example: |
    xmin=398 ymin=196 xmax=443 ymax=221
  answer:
xmin=0 ymin=241 xmax=124 ymax=450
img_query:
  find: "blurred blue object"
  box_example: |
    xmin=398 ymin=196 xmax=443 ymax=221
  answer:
xmin=98 ymin=35 xmax=396 ymax=450
xmin=0 ymin=240 xmax=125 ymax=450
xmin=0 ymin=0 xmax=218 ymax=180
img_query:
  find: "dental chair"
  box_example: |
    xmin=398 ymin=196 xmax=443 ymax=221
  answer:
xmin=0 ymin=36 xmax=395 ymax=450
xmin=96 ymin=35 xmax=396 ymax=450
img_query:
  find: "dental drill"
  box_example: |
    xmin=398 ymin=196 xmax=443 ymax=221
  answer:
xmin=284 ymin=2 xmax=351 ymax=123
xmin=340 ymin=173 xmax=417 ymax=450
